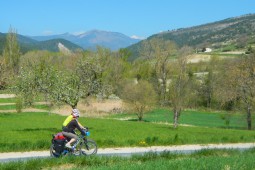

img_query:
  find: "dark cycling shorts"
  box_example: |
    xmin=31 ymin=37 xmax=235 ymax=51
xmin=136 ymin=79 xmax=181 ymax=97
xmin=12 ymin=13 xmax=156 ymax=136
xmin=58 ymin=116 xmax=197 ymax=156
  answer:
xmin=62 ymin=131 xmax=78 ymax=140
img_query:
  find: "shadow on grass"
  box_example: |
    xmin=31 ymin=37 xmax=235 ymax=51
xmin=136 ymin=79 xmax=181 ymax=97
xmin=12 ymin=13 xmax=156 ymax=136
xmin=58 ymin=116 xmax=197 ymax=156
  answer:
xmin=218 ymin=126 xmax=247 ymax=130
xmin=126 ymin=118 xmax=150 ymax=122
xmin=16 ymin=127 xmax=59 ymax=132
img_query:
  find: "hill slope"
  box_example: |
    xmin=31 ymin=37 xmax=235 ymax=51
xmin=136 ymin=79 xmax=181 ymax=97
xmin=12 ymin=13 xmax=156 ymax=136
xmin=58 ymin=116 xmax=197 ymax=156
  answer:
xmin=127 ymin=13 xmax=255 ymax=61
xmin=0 ymin=33 xmax=82 ymax=54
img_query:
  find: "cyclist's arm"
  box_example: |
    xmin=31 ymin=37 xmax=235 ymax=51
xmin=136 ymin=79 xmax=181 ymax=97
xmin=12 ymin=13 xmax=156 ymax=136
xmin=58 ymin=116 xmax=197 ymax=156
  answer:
xmin=78 ymin=121 xmax=86 ymax=130
xmin=74 ymin=120 xmax=86 ymax=136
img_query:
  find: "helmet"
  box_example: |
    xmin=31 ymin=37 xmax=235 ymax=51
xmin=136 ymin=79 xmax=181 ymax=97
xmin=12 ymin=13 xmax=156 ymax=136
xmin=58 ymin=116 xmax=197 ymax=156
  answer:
xmin=72 ymin=109 xmax=80 ymax=117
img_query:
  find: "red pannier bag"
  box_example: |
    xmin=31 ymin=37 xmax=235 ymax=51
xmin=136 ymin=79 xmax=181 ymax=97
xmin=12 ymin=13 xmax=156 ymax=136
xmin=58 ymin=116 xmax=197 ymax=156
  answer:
xmin=54 ymin=132 xmax=66 ymax=140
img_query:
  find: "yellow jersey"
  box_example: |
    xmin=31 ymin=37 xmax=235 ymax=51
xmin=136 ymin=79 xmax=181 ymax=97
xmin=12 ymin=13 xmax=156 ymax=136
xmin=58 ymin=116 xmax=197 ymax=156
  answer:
xmin=63 ymin=115 xmax=74 ymax=127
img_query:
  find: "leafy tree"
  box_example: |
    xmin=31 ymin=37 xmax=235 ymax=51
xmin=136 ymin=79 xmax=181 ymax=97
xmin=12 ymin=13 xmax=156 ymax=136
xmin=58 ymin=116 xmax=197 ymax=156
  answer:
xmin=200 ymin=55 xmax=220 ymax=108
xmin=120 ymin=80 xmax=157 ymax=121
xmin=131 ymin=59 xmax=154 ymax=81
xmin=216 ymin=49 xmax=255 ymax=130
xmin=15 ymin=54 xmax=105 ymax=109
xmin=88 ymin=47 xmax=133 ymax=97
xmin=0 ymin=59 xmax=7 ymax=89
xmin=3 ymin=26 xmax=20 ymax=75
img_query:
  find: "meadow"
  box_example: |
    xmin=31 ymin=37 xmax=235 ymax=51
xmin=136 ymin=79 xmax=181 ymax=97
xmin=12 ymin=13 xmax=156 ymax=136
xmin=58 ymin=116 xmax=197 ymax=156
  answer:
xmin=1 ymin=96 xmax=255 ymax=169
xmin=0 ymin=109 xmax=255 ymax=152
xmin=108 ymin=108 xmax=248 ymax=129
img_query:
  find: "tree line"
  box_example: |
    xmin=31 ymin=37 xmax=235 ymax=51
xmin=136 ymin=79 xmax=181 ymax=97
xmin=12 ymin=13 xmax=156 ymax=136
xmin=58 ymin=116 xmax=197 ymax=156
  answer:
xmin=1 ymin=27 xmax=255 ymax=130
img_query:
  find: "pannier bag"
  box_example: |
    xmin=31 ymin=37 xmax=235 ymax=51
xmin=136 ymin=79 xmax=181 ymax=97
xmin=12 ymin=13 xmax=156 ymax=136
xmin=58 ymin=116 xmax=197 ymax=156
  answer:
xmin=53 ymin=139 xmax=66 ymax=153
xmin=52 ymin=132 xmax=66 ymax=154
xmin=54 ymin=132 xmax=66 ymax=140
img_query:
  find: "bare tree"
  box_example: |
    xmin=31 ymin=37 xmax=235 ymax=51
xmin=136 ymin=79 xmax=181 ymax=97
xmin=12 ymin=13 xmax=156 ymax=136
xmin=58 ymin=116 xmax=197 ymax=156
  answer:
xmin=168 ymin=46 xmax=193 ymax=128
xmin=139 ymin=38 xmax=177 ymax=105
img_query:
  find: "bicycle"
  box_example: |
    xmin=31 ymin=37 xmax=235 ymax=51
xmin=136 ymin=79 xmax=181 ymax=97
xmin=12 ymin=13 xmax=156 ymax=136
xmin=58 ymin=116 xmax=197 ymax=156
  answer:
xmin=50 ymin=128 xmax=97 ymax=157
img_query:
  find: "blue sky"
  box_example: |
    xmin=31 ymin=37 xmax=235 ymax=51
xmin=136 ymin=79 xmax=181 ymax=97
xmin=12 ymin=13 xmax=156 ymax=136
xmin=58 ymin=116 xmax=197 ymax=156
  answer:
xmin=1 ymin=0 xmax=255 ymax=39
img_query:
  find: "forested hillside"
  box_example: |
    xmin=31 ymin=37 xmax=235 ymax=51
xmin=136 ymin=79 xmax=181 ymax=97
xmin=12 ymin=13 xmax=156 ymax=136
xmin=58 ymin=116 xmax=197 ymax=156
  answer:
xmin=128 ymin=13 xmax=255 ymax=61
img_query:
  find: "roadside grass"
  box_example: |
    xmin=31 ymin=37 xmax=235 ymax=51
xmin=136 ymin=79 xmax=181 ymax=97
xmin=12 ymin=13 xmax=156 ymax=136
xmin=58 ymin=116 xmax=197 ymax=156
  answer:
xmin=1 ymin=148 xmax=255 ymax=170
xmin=108 ymin=108 xmax=248 ymax=129
xmin=1 ymin=112 xmax=255 ymax=152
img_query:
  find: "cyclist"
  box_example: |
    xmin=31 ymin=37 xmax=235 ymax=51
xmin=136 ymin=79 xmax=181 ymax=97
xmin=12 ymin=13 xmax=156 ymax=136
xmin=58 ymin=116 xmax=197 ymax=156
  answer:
xmin=62 ymin=108 xmax=86 ymax=148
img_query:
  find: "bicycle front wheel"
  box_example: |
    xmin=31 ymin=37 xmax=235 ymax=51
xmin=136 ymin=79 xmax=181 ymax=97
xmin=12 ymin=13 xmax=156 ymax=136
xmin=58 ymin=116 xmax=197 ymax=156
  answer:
xmin=80 ymin=139 xmax=97 ymax=155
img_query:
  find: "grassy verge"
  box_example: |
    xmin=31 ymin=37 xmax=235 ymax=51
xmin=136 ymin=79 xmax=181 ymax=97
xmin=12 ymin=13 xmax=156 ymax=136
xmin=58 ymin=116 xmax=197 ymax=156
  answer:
xmin=0 ymin=112 xmax=255 ymax=152
xmin=1 ymin=149 xmax=255 ymax=170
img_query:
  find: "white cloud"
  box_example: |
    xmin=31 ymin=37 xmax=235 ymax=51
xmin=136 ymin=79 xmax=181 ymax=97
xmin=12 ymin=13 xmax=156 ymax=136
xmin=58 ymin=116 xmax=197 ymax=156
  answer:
xmin=130 ymin=35 xmax=145 ymax=40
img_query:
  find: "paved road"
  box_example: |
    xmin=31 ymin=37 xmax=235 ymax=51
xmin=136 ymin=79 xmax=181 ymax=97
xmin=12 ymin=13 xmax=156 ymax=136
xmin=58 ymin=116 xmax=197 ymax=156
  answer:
xmin=1 ymin=143 xmax=255 ymax=163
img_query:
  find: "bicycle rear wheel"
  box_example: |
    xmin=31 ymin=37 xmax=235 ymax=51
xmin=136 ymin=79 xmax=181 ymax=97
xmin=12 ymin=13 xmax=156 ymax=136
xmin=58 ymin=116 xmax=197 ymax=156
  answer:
xmin=50 ymin=144 xmax=61 ymax=158
xmin=80 ymin=139 xmax=97 ymax=155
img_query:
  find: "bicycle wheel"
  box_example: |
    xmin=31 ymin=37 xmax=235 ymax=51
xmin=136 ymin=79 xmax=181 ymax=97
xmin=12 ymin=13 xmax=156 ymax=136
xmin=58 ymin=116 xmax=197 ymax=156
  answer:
xmin=50 ymin=144 xmax=61 ymax=158
xmin=80 ymin=139 xmax=97 ymax=155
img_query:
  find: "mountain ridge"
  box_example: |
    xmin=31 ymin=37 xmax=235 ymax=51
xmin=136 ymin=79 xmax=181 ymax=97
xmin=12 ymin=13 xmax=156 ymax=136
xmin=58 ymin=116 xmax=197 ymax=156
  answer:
xmin=30 ymin=30 xmax=140 ymax=51
xmin=1 ymin=13 xmax=255 ymax=56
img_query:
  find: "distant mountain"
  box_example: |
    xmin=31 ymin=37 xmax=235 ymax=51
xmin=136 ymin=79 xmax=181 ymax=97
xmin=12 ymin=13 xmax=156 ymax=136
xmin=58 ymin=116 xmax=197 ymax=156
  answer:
xmin=127 ymin=13 xmax=255 ymax=61
xmin=30 ymin=30 xmax=141 ymax=51
xmin=0 ymin=33 xmax=82 ymax=54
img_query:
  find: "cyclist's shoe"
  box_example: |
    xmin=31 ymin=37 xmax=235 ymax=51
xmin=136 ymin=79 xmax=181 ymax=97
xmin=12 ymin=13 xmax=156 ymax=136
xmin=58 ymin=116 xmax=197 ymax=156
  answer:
xmin=65 ymin=143 xmax=72 ymax=149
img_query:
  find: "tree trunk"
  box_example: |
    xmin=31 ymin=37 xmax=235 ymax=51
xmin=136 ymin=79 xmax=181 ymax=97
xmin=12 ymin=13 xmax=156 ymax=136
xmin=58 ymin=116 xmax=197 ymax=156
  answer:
xmin=162 ymin=78 xmax=167 ymax=103
xmin=173 ymin=109 xmax=179 ymax=128
xmin=247 ymin=105 xmax=252 ymax=130
xmin=207 ymin=90 xmax=212 ymax=108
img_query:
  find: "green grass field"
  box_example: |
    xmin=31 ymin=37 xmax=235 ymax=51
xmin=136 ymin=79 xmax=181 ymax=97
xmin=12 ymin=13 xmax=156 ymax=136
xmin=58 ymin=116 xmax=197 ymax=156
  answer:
xmin=0 ymin=111 xmax=255 ymax=152
xmin=0 ymin=98 xmax=16 ymax=103
xmin=0 ymin=104 xmax=17 ymax=110
xmin=0 ymin=94 xmax=254 ymax=152
xmin=108 ymin=108 xmax=248 ymax=129
xmin=1 ymin=97 xmax=255 ymax=169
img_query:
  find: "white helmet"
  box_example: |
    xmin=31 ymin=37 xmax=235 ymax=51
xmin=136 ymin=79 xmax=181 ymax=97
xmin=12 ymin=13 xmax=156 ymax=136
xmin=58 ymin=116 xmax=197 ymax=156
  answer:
xmin=72 ymin=109 xmax=80 ymax=117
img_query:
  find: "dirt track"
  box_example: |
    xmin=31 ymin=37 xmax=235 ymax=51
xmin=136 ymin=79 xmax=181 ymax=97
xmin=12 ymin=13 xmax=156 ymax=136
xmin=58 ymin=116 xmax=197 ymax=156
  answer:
xmin=0 ymin=94 xmax=123 ymax=117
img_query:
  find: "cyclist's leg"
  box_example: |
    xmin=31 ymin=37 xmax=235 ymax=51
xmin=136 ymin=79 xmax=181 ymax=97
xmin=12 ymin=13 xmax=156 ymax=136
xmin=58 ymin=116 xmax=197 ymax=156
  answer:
xmin=62 ymin=131 xmax=78 ymax=147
